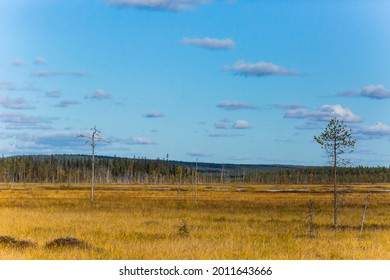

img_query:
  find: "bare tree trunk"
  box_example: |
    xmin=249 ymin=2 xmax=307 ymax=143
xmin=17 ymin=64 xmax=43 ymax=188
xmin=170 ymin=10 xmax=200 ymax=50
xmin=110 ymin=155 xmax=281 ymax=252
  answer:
xmin=360 ymin=193 xmax=369 ymax=234
xmin=177 ymin=173 xmax=181 ymax=203
xmin=194 ymin=159 xmax=198 ymax=206
xmin=91 ymin=132 xmax=95 ymax=204
xmin=309 ymin=200 xmax=314 ymax=239
xmin=78 ymin=126 xmax=102 ymax=204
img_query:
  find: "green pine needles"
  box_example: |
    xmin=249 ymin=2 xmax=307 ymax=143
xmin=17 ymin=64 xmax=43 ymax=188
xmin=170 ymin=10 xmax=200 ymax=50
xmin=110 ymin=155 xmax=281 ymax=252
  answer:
xmin=314 ymin=117 xmax=356 ymax=229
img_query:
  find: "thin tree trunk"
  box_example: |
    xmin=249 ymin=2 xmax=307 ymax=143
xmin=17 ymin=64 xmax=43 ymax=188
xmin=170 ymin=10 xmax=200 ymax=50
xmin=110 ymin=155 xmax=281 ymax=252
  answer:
xmin=91 ymin=134 xmax=95 ymax=204
xmin=177 ymin=173 xmax=181 ymax=203
xmin=309 ymin=200 xmax=314 ymax=239
xmin=333 ymin=140 xmax=338 ymax=229
xmin=194 ymin=159 xmax=198 ymax=206
xmin=360 ymin=193 xmax=369 ymax=234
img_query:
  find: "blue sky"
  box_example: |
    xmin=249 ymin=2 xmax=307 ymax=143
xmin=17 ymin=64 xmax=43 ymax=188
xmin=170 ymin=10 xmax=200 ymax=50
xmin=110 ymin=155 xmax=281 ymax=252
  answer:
xmin=1 ymin=0 xmax=390 ymax=166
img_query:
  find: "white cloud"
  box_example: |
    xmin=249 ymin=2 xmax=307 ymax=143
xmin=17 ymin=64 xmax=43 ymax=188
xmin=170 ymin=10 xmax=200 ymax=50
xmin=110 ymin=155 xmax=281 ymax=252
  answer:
xmin=144 ymin=110 xmax=164 ymax=118
xmin=0 ymin=96 xmax=34 ymax=110
xmin=0 ymin=80 xmax=42 ymax=92
xmin=0 ymin=112 xmax=55 ymax=130
xmin=285 ymin=104 xmax=362 ymax=123
xmin=56 ymin=100 xmax=81 ymax=108
xmin=214 ymin=118 xmax=251 ymax=129
xmin=0 ymin=81 xmax=15 ymax=91
xmin=46 ymin=91 xmax=62 ymax=98
xmin=217 ymin=100 xmax=257 ymax=110
xmin=360 ymin=85 xmax=390 ymax=99
xmin=108 ymin=0 xmax=208 ymax=11
xmin=1 ymin=131 xmax=95 ymax=154
xmin=36 ymin=131 xmax=89 ymax=149
xmin=87 ymin=89 xmax=112 ymax=100
xmin=214 ymin=118 xmax=231 ymax=129
xmin=274 ymin=103 xmax=305 ymax=110
xmin=34 ymin=56 xmax=47 ymax=65
xmin=356 ymin=122 xmax=390 ymax=139
xmin=32 ymin=70 xmax=87 ymax=77
xmin=181 ymin=37 xmax=235 ymax=50
xmin=338 ymin=85 xmax=390 ymax=100
xmin=128 ymin=137 xmax=156 ymax=145
xmin=12 ymin=59 xmax=23 ymax=67
xmin=208 ymin=131 xmax=240 ymax=137
xmin=224 ymin=60 xmax=301 ymax=77
xmin=233 ymin=119 xmax=250 ymax=129
xmin=362 ymin=122 xmax=390 ymax=134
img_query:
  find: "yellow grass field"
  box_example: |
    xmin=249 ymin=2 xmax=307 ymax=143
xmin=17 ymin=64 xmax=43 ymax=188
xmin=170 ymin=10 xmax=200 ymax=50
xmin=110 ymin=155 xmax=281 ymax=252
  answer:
xmin=1 ymin=183 xmax=390 ymax=260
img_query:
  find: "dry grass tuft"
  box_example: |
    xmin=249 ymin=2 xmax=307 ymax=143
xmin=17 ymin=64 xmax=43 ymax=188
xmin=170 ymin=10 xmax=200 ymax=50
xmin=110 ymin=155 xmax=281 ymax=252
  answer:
xmin=45 ymin=237 xmax=92 ymax=250
xmin=178 ymin=220 xmax=189 ymax=237
xmin=0 ymin=236 xmax=36 ymax=249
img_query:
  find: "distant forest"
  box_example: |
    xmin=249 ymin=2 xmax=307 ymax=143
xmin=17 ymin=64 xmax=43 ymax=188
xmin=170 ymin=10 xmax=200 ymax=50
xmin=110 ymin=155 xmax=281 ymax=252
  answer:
xmin=0 ymin=155 xmax=389 ymax=185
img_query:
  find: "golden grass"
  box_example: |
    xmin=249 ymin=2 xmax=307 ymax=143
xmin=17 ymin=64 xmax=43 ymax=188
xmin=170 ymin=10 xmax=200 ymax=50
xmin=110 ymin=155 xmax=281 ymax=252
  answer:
xmin=0 ymin=183 xmax=389 ymax=260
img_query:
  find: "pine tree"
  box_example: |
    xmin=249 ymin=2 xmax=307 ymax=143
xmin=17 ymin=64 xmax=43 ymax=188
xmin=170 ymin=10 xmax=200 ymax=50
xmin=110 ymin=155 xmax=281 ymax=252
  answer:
xmin=314 ymin=118 xmax=356 ymax=229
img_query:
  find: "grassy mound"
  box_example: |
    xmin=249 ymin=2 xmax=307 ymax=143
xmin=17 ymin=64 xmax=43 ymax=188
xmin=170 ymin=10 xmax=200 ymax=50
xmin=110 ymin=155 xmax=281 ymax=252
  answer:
xmin=0 ymin=236 xmax=36 ymax=249
xmin=45 ymin=237 xmax=92 ymax=249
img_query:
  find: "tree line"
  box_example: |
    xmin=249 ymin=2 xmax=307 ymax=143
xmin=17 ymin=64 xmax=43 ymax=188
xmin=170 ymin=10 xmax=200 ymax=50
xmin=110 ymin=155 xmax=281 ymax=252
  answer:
xmin=0 ymin=155 xmax=194 ymax=185
xmin=0 ymin=154 xmax=389 ymax=185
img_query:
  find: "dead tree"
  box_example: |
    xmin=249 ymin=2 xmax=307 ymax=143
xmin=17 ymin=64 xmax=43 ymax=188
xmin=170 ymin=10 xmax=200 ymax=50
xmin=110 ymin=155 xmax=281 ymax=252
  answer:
xmin=78 ymin=126 xmax=105 ymax=204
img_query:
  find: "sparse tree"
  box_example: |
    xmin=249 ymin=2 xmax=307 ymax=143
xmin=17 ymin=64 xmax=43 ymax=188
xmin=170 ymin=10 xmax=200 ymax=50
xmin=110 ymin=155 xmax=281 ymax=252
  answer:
xmin=314 ymin=117 xmax=356 ymax=229
xmin=78 ymin=126 xmax=105 ymax=204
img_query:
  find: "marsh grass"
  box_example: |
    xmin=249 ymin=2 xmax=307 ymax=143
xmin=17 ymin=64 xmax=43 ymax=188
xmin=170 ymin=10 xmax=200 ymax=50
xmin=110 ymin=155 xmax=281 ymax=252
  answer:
xmin=0 ymin=183 xmax=390 ymax=259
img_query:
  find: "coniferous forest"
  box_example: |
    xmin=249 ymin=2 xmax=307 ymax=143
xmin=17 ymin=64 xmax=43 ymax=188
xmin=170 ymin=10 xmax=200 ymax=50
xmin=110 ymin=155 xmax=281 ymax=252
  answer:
xmin=0 ymin=155 xmax=389 ymax=185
